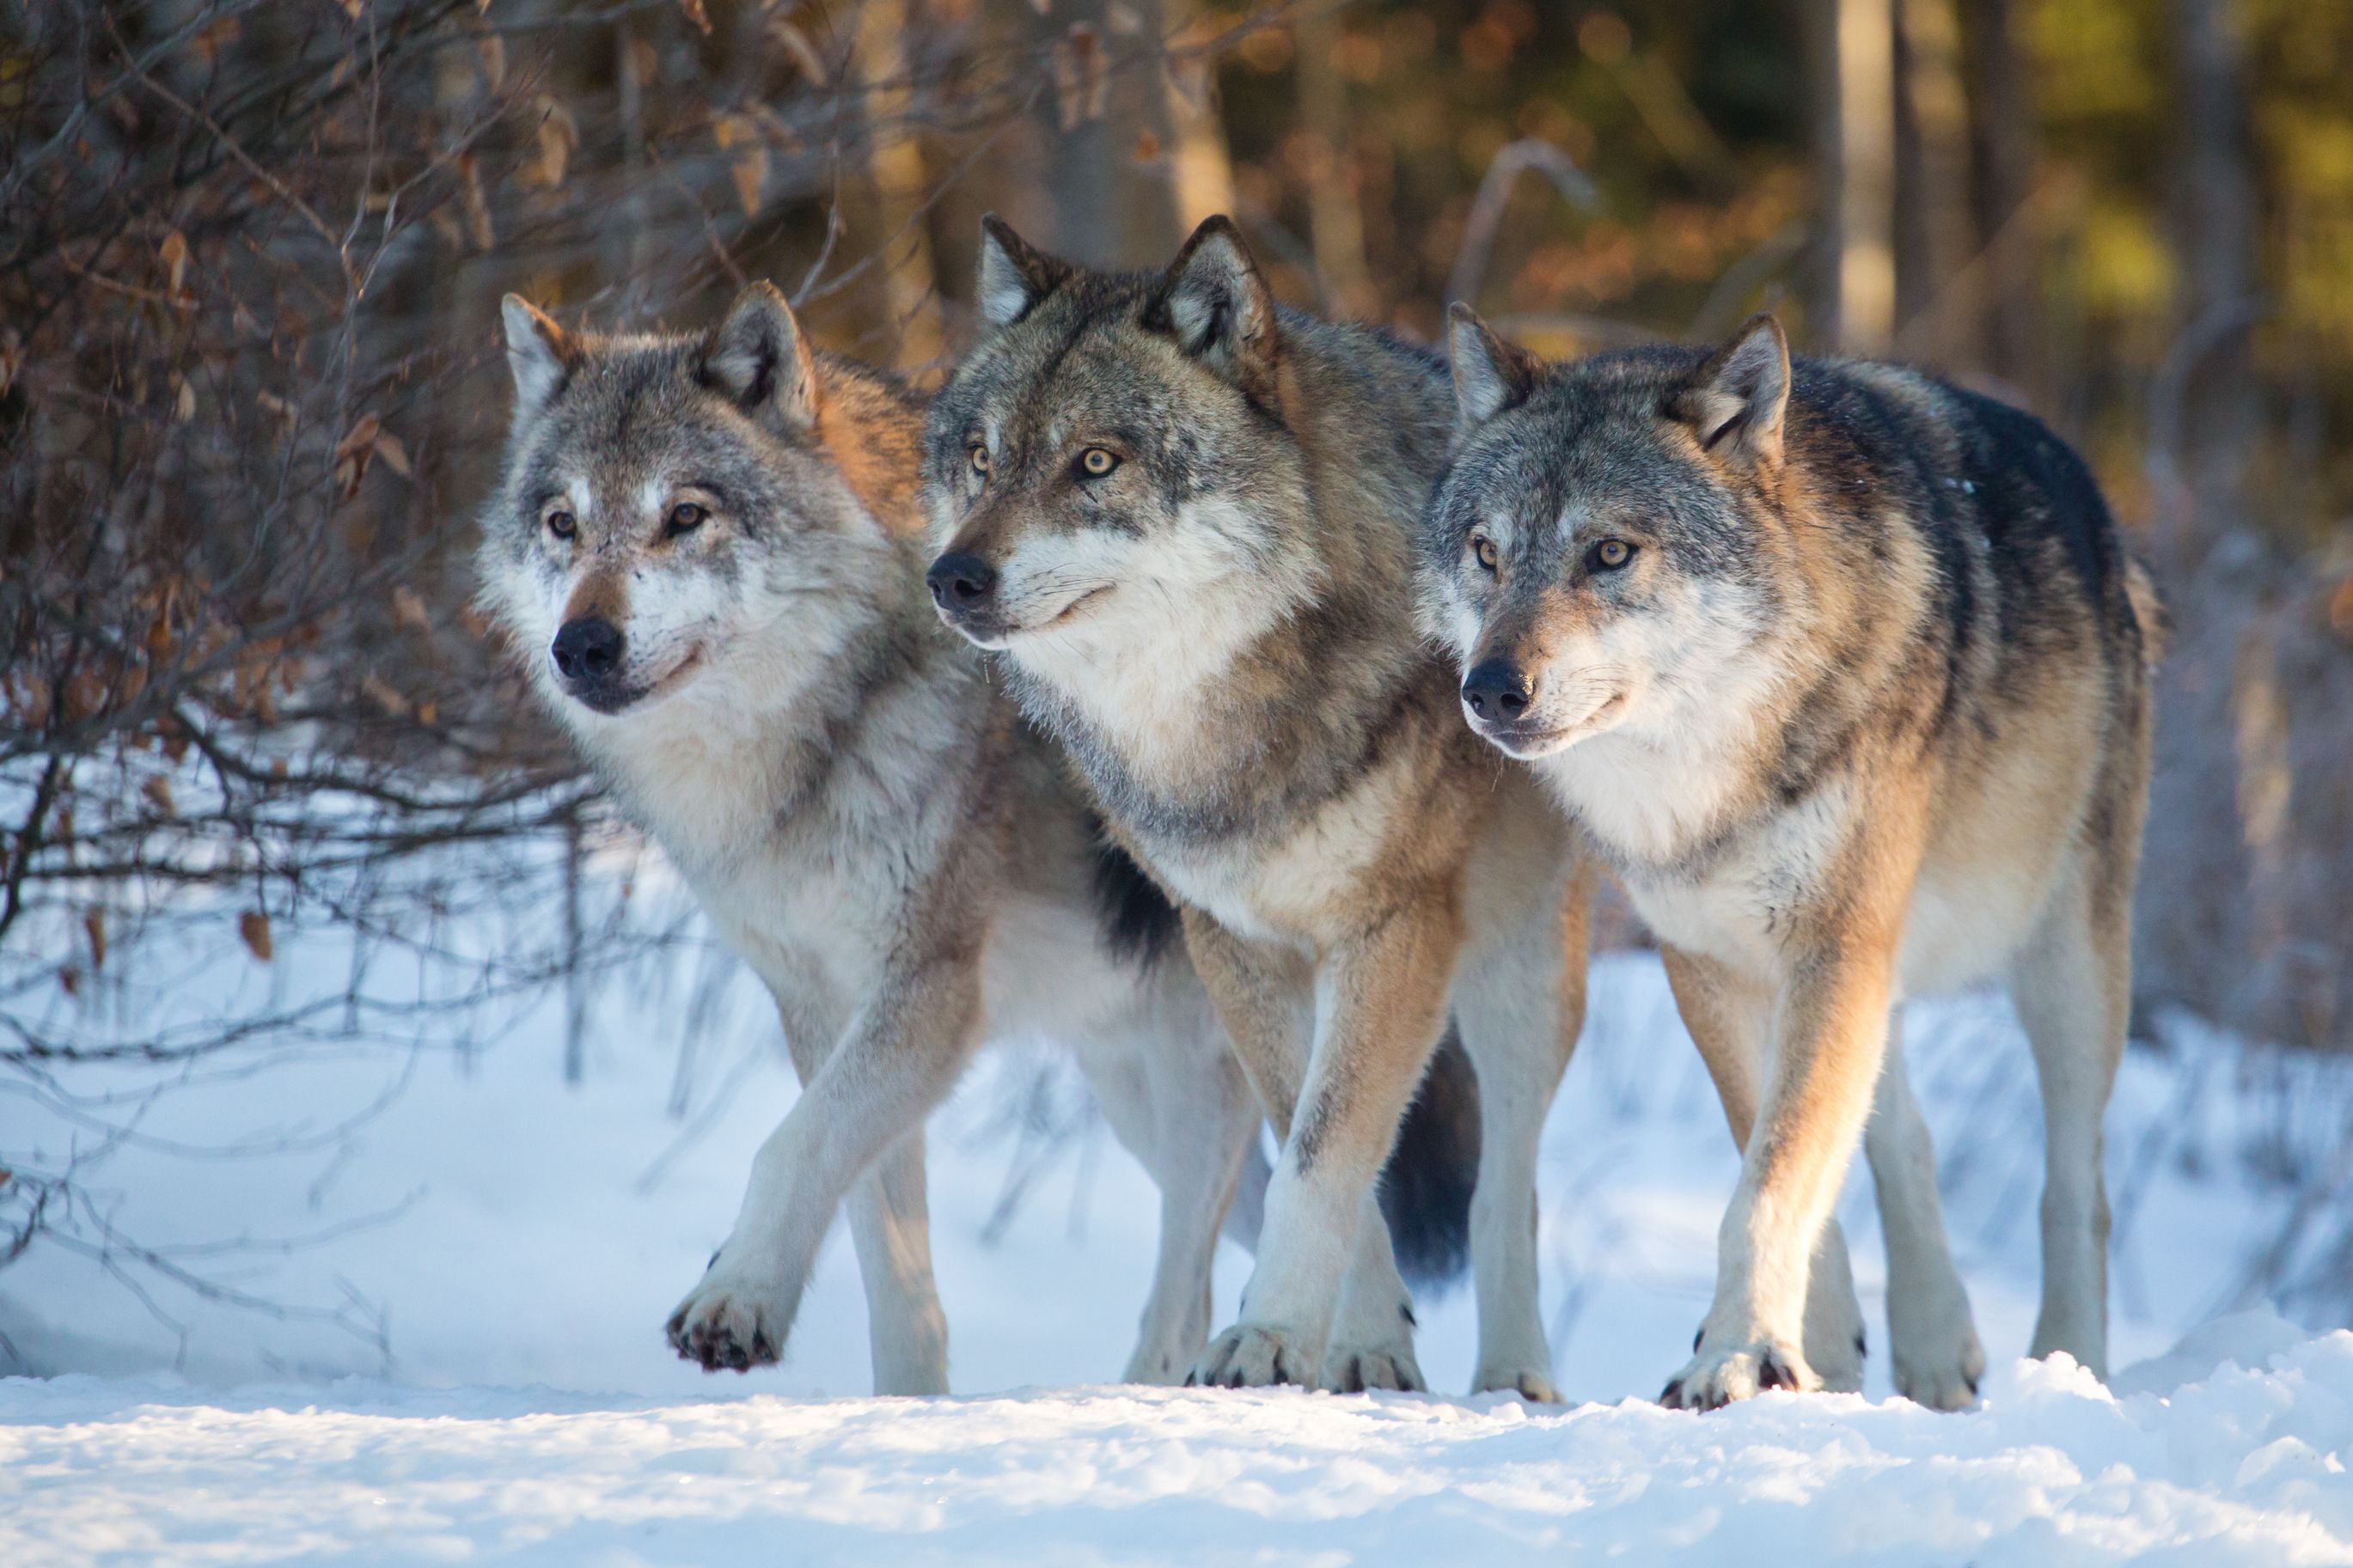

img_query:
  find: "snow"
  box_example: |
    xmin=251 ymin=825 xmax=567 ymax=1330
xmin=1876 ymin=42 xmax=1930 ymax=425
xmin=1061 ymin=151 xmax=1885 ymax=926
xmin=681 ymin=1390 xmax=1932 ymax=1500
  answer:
xmin=8 ymin=950 xmax=2353 ymax=1564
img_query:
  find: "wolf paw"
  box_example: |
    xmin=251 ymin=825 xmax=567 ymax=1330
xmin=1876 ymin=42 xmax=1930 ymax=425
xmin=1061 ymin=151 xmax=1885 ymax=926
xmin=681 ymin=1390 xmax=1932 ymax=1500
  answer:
xmin=1473 ymin=1365 xmax=1565 ymax=1405
xmin=1893 ymin=1325 xmax=1986 ymax=1411
xmin=665 ymin=1266 xmax=791 ymax=1373
xmin=1320 ymin=1339 xmax=1426 ymax=1394
xmin=1186 ymin=1324 xmax=1314 ymax=1388
xmin=1660 ymin=1339 xmax=1813 ymax=1410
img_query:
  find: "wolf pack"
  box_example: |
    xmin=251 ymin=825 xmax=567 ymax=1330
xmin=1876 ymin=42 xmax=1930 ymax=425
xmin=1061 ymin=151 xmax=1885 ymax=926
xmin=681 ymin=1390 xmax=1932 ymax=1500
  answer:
xmin=480 ymin=210 xmax=2160 ymax=1414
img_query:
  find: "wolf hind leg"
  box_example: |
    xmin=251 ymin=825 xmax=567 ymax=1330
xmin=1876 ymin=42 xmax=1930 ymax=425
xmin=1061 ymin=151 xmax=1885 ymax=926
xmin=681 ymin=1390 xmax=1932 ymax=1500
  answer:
xmin=1862 ymin=1011 xmax=1983 ymax=1409
xmin=1452 ymin=812 xmax=1594 ymax=1402
xmin=2010 ymin=860 xmax=2130 ymax=1381
xmin=1080 ymin=979 xmax=1263 ymax=1386
xmin=1661 ymin=945 xmax=1867 ymax=1394
xmin=844 ymin=1132 xmax=950 ymax=1394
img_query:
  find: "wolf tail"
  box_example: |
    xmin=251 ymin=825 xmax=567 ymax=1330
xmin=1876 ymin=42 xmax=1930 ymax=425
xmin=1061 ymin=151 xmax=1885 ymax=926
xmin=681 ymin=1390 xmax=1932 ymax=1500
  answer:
xmin=1378 ymin=1023 xmax=1481 ymax=1290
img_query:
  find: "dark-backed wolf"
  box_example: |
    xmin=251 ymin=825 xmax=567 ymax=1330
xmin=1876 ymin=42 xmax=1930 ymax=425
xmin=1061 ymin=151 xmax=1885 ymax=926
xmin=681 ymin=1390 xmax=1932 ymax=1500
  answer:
xmin=924 ymin=215 xmax=1596 ymax=1399
xmin=1426 ymin=308 xmax=2160 ymax=1408
xmin=478 ymin=283 xmax=1289 ymax=1393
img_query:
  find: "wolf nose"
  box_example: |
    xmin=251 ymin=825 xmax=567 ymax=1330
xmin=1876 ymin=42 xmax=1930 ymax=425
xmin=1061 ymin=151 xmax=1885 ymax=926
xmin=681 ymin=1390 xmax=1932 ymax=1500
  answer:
xmin=552 ymin=617 xmax=624 ymax=682
xmin=926 ymin=552 xmax=998 ymax=610
xmin=1461 ymin=661 xmax=1533 ymax=722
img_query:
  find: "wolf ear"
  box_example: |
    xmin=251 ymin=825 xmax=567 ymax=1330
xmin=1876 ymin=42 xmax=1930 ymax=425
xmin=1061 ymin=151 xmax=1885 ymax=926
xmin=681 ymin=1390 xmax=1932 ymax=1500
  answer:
xmin=1145 ymin=215 xmax=1280 ymax=408
xmin=501 ymin=295 xmax=576 ymax=420
xmin=1446 ymin=304 xmax=1539 ymax=426
xmin=703 ymin=281 xmax=819 ymax=436
xmin=976 ymin=215 xmax=1068 ymax=327
xmin=1674 ymin=313 xmax=1789 ymax=470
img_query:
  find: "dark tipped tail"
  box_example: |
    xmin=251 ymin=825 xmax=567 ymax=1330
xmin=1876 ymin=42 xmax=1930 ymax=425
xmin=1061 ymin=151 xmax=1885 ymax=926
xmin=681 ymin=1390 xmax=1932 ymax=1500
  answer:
xmin=1378 ymin=1023 xmax=1480 ymax=1290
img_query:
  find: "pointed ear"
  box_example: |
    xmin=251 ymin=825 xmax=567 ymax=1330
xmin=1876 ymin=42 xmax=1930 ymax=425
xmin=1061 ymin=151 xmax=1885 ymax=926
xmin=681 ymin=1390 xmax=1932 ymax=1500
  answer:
xmin=976 ymin=214 xmax=1068 ymax=327
xmin=501 ymin=295 xmax=575 ymax=419
xmin=702 ymin=281 xmax=818 ymax=436
xmin=1143 ymin=215 xmax=1280 ymax=408
xmin=1672 ymin=313 xmax=1790 ymax=470
xmin=1446 ymin=304 xmax=1539 ymax=426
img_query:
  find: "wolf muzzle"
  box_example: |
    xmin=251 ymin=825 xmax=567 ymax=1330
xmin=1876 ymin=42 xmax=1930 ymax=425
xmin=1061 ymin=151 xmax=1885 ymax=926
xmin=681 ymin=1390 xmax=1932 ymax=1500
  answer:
xmin=551 ymin=615 xmax=638 ymax=712
xmin=926 ymin=551 xmax=1008 ymax=641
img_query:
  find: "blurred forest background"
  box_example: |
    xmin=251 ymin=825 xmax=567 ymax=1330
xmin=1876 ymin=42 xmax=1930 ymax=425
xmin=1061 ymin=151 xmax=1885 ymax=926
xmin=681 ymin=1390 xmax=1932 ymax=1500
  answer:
xmin=3 ymin=0 xmax=2351 ymax=1289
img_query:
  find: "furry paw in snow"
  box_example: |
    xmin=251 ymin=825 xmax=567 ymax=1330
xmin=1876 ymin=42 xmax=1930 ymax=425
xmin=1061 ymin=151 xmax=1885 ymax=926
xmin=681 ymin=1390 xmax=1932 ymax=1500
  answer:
xmin=1660 ymin=1339 xmax=1813 ymax=1410
xmin=1473 ymin=1365 xmax=1564 ymax=1404
xmin=665 ymin=1265 xmax=793 ymax=1373
xmin=1187 ymin=1324 xmax=1314 ymax=1388
xmin=1892 ymin=1325 xmax=1986 ymax=1411
xmin=1320 ymin=1339 xmax=1426 ymax=1394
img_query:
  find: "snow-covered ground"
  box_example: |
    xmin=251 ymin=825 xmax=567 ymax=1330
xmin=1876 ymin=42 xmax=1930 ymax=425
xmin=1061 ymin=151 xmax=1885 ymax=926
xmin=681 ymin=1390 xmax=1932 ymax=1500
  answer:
xmin=8 ymin=949 xmax=2353 ymax=1564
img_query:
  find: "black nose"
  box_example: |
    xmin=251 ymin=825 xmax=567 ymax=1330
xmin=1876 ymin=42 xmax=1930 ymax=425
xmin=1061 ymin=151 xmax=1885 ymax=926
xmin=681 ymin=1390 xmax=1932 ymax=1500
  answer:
xmin=926 ymin=552 xmax=997 ymax=611
xmin=551 ymin=617 xmax=624 ymax=682
xmin=1461 ymin=660 xmax=1534 ymax=722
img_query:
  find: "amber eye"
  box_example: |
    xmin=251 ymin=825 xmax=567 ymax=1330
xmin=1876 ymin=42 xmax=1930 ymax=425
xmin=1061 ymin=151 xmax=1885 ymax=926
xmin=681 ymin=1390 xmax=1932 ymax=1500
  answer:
xmin=1471 ymin=534 xmax=1498 ymax=573
xmin=1589 ymin=537 xmax=1635 ymax=571
xmin=1078 ymin=447 xmax=1119 ymax=479
xmin=668 ymin=502 xmax=707 ymax=534
xmin=546 ymin=509 xmax=576 ymax=540
xmin=969 ymin=444 xmax=991 ymax=476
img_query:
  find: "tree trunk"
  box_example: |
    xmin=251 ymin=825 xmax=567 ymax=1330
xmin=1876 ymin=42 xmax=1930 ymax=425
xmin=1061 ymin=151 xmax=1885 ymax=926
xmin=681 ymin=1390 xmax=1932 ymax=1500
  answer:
xmin=1805 ymin=0 xmax=1897 ymax=351
xmin=1961 ymin=0 xmax=2041 ymax=401
xmin=1892 ymin=0 xmax=1971 ymax=359
xmin=2167 ymin=0 xmax=2260 ymax=533
xmin=853 ymin=0 xmax=946 ymax=371
xmin=1294 ymin=6 xmax=1372 ymax=315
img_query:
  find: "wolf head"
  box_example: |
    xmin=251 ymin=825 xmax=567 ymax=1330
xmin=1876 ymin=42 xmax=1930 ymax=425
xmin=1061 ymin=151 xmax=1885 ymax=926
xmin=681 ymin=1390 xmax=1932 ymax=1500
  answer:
xmin=479 ymin=284 xmax=915 ymax=744
xmin=1422 ymin=309 xmax=1796 ymax=760
xmin=920 ymin=215 xmax=1318 ymax=705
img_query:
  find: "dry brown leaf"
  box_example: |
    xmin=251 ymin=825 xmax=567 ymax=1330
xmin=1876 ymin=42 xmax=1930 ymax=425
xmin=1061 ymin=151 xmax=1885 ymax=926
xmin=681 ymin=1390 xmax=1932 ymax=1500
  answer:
xmin=158 ymin=229 xmax=188 ymax=293
xmin=240 ymin=911 xmax=274 ymax=962
xmin=85 ymin=908 xmax=106 ymax=969
xmin=530 ymin=100 xmax=578 ymax=189
xmin=392 ymin=586 xmax=431 ymax=631
xmin=458 ymin=154 xmax=494 ymax=250
xmin=476 ymin=32 xmax=506 ymax=89
xmin=1134 ymin=130 xmax=1161 ymax=162
xmin=141 ymin=774 xmax=174 ymax=816
xmin=677 ymin=0 xmax=712 ymax=34
xmin=360 ymin=674 xmax=410 ymax=717
xmin=174 ymin=377 xmax=196 ymax=422
xmin=334 ymin=414 xmax=381 ymax=497
xmin=371 ymin=427 xmax=412 ymax=479
xmin=730 ymin=144 xmax=769 ymax=217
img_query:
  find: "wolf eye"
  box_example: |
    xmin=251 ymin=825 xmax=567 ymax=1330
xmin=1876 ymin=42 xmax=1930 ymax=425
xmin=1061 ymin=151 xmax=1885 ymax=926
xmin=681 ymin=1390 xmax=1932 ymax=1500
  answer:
xmin=1470 ymin=534 xmax=1498 ymax=574
xmin=546 ymin=509 xmax=576 ymax=540
xmin=1588 ymin=538 xmax=1635 ymax=572
xmin=667 ymin=502 xmax=707 ymax=534
xmin=968 ymin=444 xmax=991 ymax=477
xmin=1077 ymin=448 xmax=1119 ymax=479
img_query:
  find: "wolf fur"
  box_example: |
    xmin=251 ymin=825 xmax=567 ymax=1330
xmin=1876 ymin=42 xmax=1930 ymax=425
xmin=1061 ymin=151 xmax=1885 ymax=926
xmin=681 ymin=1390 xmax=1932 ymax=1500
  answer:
xmin=924 ymin=215 xmax=1595 ymax=1400
xmin=1426 ymin=308 xmax=2160 ymax=1409
xmin=477 ymin=283 xmax=1279 ymax=1394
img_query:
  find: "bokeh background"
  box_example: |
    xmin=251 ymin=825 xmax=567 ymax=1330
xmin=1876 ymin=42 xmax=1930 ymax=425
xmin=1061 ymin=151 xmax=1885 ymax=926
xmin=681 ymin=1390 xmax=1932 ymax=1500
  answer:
xmin=4 ymin=0 xmax=2351 ymax=1343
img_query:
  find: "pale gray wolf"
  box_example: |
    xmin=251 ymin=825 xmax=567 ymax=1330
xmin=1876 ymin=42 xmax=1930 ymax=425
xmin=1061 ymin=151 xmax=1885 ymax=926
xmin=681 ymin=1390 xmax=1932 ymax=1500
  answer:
xmin=924 ymin=214 xmax=1596 ymax=1400
xmin=1425 ymin=308 xmax=2161 ymax=1409
xmin=477 ymin=282 xmax=1304 ymax=1394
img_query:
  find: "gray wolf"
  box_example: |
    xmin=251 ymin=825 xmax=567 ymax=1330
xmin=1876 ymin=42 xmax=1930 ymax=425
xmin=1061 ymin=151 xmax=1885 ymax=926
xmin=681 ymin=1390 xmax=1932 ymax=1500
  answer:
xmin=925 ymin=215 xmax=1595 ymax=1399
xmin=1426 ymin=308 xmax=2160 ymax=1408
xmin=478 ymin=282 xmax=1293 ymax=1393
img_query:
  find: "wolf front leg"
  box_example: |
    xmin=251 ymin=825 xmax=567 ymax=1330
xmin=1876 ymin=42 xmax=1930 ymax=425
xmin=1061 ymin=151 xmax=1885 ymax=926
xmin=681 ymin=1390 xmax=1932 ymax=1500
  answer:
xmin=1185 ymin=895 xmax=1461 ymax=1389
xmin=1662 ymin=823 xmax=1920 ymax=1411
xmin=1453 ymin=802 xmax=1592 ymax=1402
xmin=667 ymin=949 xmax=982 ymax=1386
